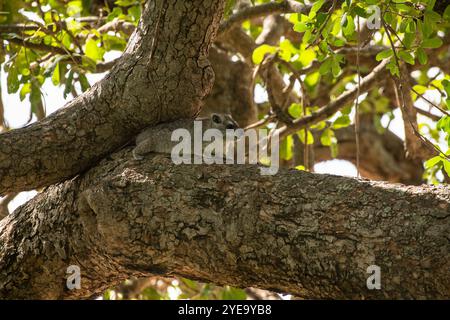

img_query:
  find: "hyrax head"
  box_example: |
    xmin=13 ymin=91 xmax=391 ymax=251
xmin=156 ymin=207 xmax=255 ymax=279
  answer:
xmin=210 ymin=113 xmax=239 ymax=132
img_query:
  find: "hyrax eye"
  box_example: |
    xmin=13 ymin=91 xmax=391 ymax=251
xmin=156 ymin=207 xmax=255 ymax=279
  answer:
xmin=212 ymin=115 xmax=221 ymax=124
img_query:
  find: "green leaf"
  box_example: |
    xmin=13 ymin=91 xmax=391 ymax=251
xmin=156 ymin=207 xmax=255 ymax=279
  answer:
xmin=413 ymin=85 xmax=428 ymax=95
xmin=331 ymin=16 xmax=342 ymax=35
xmin=52 ymin=62 xmax=60 ymax=85
xmin=64 ymin=70 xmax=74 ymax=99
xmin=443 ymin=160 xmax=450 ymax=177
xmin=252 ymin=44 xmax=277 ymax=64
xmin=399 ymin=19 xmax=409 ymax=33
xmin=67 ymin=0 xmax=83 ymax=16
xmin=279 ymin=39 xmax=297 ymax=62
xmin=375 ymin=49 xmax=393 ymax=61
xmin=288 ymin=103 xmax=303 ymax=118
xmin=320 ymin=128 xmax=335 ymax=146
xmin=331 ymin=59 xmax=341 ymax=77
xmin=78 ymin=73 xmax=91 ymax=92
xmin=422 ymin=37 xmax=443 ymax=48
xmin=343 ymin=14 xmax=355 ymax=38
xmin=302 ymin=29 xmax=313 ymax=44
xmin=319 ymin=57 xmax=332 ymax=75
xmin=444 ymin=5 xmax=450 ymax=21
xmin=6 ymin=65 xmax=20 ymax=94
xmin=43 ymin=55 xmax=70 ymax=77
xmin=406 ymin=20 xmax=416 ymax=33
xmin=403 ymin=33 xmax=415 ymax=49
xmin=298 ymin=48 xmax=316 ymax=66
xmin=398 ymin=51 xmax=415 ymax=65
xmin=309 ymin=0 xmax=325 ymax=18
xmin=437 ymin=115 xmax=450 ymax=132
xmin=102 ymin=34 xmax=127 ymax=51
xmin=386 ymin=60 xmax=399 ymax=77
xmin=417 ymin=48 xmax=428 ymax=65
xmin=128 ymin=5 xmax=141 ymax=22
xmin=305 ymin=71 xmax=320 ymax=86
xmin=81 ymin=56 xmax=97 ymax=71
xmin=85 ymin=38 xmax=105 ymax=62
xmin=297 ymin=129 xmax=314 ymax=145
xmin=107 ymin=7 xmax=123 ymax=21
xmin=353 ymin=5 xmax=367 ymax=18
xmin=425 ymin=10 xmax=441 ymax=23
xmin=221 ymin=287 xmax=247 ymax=300
xmin=19 ymin=82 xmax=31 ymax=101
xmin=422 ymin=13 xmax=434 ymax=37
xmin=424 ymin=156 xmax=442 ymax=169
xmin=332 ymin=115 xmax=351 ymax=129
xmin=442 ymin=80 xmax=450 ymax=97
xmin=293 ymin=21 xmax=309 ymax=32
xmin=280 ymin=135 xmax=293 ymax=160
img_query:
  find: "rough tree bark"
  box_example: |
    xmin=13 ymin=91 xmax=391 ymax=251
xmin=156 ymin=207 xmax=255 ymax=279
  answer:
xmin=0 ymin=149 xmax=448 ymax=299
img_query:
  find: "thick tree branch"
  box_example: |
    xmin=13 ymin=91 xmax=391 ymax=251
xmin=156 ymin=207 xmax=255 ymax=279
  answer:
xmin=0 ymin=150 xmax=448 ymax=299
xmin=0 ymin=0 xmax=226 ymax=195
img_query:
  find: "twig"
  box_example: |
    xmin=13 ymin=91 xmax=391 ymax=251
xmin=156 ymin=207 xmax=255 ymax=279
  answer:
xmin=383 ymin=18 xmax=448 ymax=160
xmin=259 ymin=54 xmax=294 ymax=124
xmin=306 ymin=0 xmax=338 ymax=49
xmin=219 ymin=0 xmax=310 ymax=35
xmin=275 ymin=58 xmax=390 ymax=140
xmin=245 ymin=114 xmax=275 ymax=130
xmin=415 ymin=107 xmax=441 ymax=121
xmin=411 ymin=88 xmax=450 ymax=117
xmin=3 ymin=36 xmax=70 ymax=55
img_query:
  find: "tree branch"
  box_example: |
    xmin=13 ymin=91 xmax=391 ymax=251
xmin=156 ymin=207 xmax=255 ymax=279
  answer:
xmin=275 ymin=58 xmax=390 ymax=139
xmin=0 ymin=17 xmax=107 ymax=34
xmin=219 ymin=0 xmax=310 ymax=35
xmin=0 ymin=150 xmax=448 ymax=299
xmin=3 ymin=36 xmax=69 ymax=55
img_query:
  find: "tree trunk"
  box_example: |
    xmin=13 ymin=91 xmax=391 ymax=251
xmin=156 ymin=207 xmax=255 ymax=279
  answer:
xmin=1 ymin=149 xmax=448 ymax=299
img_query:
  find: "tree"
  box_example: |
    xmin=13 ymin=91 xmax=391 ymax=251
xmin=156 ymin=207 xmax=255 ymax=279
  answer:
xmin=0 ymin=0 xmax=449 ymax=299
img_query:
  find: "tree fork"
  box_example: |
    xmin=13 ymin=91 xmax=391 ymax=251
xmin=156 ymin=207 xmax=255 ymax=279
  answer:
xmin=0 ymin=0 xmax=226 ymax=196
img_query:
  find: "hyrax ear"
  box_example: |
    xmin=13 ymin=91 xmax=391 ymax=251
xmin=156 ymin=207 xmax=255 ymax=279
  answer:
xmin=211 ymin=113 xmax=222 ymax=124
